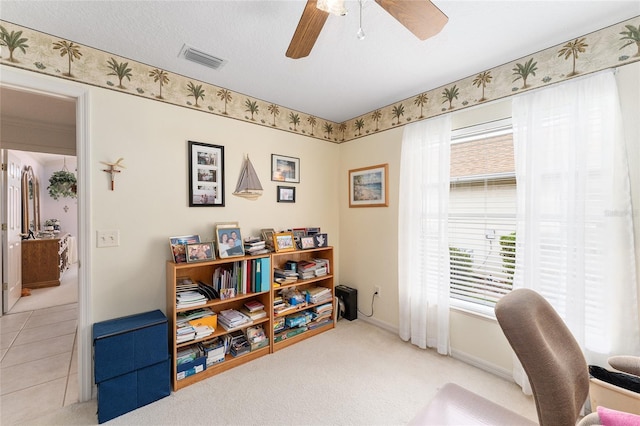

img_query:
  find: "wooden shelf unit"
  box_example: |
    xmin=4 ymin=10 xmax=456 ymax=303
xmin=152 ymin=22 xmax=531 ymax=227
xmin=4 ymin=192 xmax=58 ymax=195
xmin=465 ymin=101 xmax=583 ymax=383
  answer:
xmin=165 ymin=246 xmax=335 ymax=391
xmin=166 ymin=254 xmax=273 ymax=391
xmin=270 ymin=246 xmax=335 ymax=352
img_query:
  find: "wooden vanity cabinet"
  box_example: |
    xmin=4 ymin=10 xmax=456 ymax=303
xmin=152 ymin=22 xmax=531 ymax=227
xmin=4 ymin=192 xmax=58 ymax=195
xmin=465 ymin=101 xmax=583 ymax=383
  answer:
xmin=22 ymin=233 xmax=70 ymax=289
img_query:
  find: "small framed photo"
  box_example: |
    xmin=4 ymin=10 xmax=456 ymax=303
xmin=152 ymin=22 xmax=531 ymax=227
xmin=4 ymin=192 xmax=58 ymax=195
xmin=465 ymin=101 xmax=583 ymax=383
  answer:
xmin=189 ymin=141 xmax=224 ymax=207
xmin=292 ymin=228 xmax=307 ymax=240
xmin=216 ymin=225 xmax=245 ymax=258
xmin=306 ymin=227 xmax=320 ymax=236
xmin=277 ymin=186 xmax=296 ymax=203
xmin=313 ymin=233 xmax=328 ymax=248
xmin=301 ymin=236 xmax=315 ymax=250
xmin=169 ymin=235 xmax=201 ymax=263
xmin=349 ymin=163 xmax=388 ymax=207
xmin=273 ymin=232 xmax=296 ymax=252
xmin=186 ymin=242 xmax=215 ymax=263
xmin=261 ymin=228 xmax=276 ymax=245
xmin=271 ymin=154 xmax=300 ymax=183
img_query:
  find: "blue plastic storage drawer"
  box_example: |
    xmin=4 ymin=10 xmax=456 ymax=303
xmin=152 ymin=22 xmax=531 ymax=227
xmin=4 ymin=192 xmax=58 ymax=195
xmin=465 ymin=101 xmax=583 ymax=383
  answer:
xmin=97 ymin=358 xmax=170 ymax=423
xmin=93 ymin=309 xmax=168 ymax=383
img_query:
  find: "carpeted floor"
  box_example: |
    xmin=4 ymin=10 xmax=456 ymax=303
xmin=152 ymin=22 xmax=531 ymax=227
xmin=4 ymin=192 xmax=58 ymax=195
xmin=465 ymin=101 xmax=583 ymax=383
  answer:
xmin=29 ymin=319 xmax=537 ymax=425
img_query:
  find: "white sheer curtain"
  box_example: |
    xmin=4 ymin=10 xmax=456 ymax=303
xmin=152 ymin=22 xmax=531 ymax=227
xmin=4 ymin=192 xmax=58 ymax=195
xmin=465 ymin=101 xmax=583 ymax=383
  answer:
xmin=398 ymin=115 xmax=452 ymax=354
xmin=511 ymin=70 xmax=640 ymax=392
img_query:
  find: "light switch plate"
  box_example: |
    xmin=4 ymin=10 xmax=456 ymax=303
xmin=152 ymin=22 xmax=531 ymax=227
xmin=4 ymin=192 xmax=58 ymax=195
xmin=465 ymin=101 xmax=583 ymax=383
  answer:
xmin=97 ymin=230 xmax=120 ymax=248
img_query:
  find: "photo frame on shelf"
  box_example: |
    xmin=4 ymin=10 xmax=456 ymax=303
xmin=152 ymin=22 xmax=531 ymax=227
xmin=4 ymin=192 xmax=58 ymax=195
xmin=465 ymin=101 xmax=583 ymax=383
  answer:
xmin=215 ymin=225 xmax=245 ymax=258
xmin=273 ymin=232 xmax=296 ymax=252
xmin=169 ymin=235 xmax=201 ymax=263
xmin=300 ymin=236 xmax=315 ymax=250
xmin=261 ymin=228 xmax=275 ymax=244
xmin=349 ymin=163 xmax=389 ymax=208
xmin=313 ymin=233 xmax=328 ymax=247
xmin=292 ymin=228 xmax=306 ymax=241
xmin=277 ymin=186 xmax=296 ymax=203
xmin=189 ymin=141 xmax=224 ymax=207
xmin=271 ymin=154 xmax=300 ymax=183
xmin=306 ymin=227 xmax=320 ymax=236
xmin=186 ymin=242 xmax=215 ymax=263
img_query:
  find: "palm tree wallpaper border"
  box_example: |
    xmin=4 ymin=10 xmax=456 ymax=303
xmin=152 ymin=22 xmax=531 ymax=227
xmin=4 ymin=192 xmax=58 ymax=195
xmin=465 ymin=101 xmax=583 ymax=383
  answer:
xmin=0 ymin=17 xmax=638 ymax=143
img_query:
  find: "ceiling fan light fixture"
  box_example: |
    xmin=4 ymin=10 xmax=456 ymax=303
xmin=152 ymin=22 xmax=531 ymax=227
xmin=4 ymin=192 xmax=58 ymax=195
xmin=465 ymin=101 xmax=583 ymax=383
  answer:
xmin=316 ymin=0 xmax=347 ymax=16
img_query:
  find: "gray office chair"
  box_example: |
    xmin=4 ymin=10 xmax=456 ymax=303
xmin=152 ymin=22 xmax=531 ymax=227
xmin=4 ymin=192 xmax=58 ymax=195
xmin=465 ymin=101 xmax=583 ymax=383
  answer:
xmin=410 ymin=289 xmax=622 ymax=425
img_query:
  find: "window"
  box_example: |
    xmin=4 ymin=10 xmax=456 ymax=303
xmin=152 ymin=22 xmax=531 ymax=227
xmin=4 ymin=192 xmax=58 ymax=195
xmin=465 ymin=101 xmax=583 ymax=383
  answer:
xmin=448 ymin=120 xmax=516 ymax=313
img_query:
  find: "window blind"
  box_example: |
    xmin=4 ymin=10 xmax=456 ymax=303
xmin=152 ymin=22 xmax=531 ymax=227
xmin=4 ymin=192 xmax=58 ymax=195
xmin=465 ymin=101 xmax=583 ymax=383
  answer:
xmin=448 ymin=127 xmax=516 ymax=311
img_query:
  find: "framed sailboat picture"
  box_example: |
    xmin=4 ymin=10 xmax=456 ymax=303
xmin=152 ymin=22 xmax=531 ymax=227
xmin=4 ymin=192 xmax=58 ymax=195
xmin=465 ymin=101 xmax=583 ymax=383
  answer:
xmin=189 ymin=141 xmax=224 ymax=207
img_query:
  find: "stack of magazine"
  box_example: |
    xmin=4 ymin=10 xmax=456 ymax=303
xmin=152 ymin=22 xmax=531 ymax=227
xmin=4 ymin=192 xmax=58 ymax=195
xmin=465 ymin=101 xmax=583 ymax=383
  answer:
xmin=218 ymin=309 xmax=252 ymax=331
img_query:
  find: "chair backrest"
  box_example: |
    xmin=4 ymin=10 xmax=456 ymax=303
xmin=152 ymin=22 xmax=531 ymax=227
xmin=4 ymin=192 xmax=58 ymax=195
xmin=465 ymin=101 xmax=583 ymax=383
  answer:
xmin=495 ymin=289 xmax=590 ymax=426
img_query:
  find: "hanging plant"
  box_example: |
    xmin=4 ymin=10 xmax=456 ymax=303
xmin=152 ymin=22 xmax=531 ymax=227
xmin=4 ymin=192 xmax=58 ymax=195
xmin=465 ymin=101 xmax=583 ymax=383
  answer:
xmin=48 ymin=170 xmax=77 ymax=200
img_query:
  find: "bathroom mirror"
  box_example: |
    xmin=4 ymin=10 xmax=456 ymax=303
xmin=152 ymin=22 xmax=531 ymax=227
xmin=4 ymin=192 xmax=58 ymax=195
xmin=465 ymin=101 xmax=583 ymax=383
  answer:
xmin=21 ymin=165 xmax=40 ymax=235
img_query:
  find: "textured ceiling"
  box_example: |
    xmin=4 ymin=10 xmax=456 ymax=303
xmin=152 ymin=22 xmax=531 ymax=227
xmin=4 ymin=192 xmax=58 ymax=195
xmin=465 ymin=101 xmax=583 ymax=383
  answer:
xmin=1 ymin=1 xmax=639 ymax=123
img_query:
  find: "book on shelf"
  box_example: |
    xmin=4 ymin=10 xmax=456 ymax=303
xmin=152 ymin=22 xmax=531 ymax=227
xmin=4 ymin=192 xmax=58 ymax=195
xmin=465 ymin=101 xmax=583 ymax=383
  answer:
xmin=274 ymin=326 xmax=307 ymax=343
xmin=274 ymin=303 xmax=298 ymax=315
xmin=200 ymin=338 xmax=226 ymax=366
xmin=241 ymin=307 xmax=267 ymax=320
xmin=312 ymin=258 xmax=330 ymax=274
xmin=243 ymin=300 xmax=264 ymax=312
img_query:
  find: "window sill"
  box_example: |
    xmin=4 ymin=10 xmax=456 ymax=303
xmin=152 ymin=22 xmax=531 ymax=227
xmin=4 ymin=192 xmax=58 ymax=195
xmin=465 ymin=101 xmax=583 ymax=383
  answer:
xmin=450 ymin=300 xmax=497 ymax=321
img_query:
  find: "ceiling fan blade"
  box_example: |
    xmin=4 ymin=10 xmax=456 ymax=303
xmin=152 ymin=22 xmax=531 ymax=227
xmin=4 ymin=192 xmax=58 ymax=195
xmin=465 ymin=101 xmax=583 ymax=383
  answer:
xmin=375 ymin=0 xmax=448 ymax=41
xmin=286 ymin=0 xmax=329 ymax=59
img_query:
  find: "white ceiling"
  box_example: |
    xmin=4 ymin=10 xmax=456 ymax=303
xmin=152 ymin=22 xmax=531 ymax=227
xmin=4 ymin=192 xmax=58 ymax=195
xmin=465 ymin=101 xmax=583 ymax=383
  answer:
xmin=1 ymin=1 xmax=639 ymax=123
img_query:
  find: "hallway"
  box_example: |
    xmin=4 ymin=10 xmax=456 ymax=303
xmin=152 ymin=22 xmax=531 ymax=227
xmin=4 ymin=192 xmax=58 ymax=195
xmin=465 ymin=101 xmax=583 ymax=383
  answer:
xmin=0 ymin=264 xmax=78 ymax=425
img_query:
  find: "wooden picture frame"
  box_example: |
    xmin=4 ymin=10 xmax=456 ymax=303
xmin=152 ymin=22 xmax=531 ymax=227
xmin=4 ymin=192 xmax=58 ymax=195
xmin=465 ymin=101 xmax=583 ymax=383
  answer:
xmin=169 ymin=234 xmax=201 ymax=263
xmin=349 ymin=163 xmax=389 ymax=207
xmin=216 ymin=225 xmax=245 ymax=258
xmin=186 ymin=242 xmax=215 ymax=263
xmin=277 ymin=185 xmax=296 ymax=203
xmin=271 ymin=154 xmax=300 ymax=183
xmin=189 ymin=141 xmax=224 ymax=207
xmin=273 ymin=232 xmax=296 ymax=252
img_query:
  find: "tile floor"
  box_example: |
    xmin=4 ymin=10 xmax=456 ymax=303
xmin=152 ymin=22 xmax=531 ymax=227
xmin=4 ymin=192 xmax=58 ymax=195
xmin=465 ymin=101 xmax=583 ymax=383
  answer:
xmin=0 ymin=303 xmax=78 ymax=425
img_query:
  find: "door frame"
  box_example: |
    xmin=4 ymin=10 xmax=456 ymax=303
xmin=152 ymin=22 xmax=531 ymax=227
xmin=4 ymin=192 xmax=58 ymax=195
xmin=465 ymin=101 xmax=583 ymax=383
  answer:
xmin=1 ymin=67 xmax=92 ymax=402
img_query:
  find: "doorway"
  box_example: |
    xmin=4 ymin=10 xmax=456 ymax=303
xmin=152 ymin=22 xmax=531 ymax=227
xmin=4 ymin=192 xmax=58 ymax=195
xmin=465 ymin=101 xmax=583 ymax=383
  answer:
xmin=0 ymin=67 xmax=92 ymax=403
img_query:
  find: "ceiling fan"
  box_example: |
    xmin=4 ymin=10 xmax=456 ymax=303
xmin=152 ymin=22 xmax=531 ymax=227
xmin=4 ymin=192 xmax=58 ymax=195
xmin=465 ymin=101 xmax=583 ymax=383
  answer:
xmin=286 ymin=0 xmax=448 ymax=59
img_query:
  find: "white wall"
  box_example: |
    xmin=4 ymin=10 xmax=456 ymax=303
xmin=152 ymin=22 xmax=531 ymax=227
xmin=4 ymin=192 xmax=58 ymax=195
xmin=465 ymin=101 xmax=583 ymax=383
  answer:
xmin=339 ymin=61 xmax=640 ymax=375
xmin=88 ymin=87 xmax=340 ymax=321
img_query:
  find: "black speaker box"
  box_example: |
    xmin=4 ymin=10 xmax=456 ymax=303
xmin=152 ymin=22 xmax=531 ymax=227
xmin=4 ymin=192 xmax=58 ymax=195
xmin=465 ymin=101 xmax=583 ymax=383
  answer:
xmin=335 ymin=285 xmax=358 ymax=321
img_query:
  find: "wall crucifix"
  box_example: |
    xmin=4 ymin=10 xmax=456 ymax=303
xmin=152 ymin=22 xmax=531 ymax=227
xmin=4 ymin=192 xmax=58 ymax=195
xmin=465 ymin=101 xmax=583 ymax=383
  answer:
xmin=101 ymin=158 xmax=125 ymax=190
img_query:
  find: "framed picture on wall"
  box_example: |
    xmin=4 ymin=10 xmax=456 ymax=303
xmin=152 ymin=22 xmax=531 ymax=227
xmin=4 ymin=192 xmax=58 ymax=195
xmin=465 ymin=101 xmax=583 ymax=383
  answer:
xmin=277 ymin=186 xmax=296 ymax=203
xmin=349 ymin=163 xmax=388 ymax=207
xmin=271 ymin=154 xmax=300 ymax=183
xmin=189 ymin=141 xmax=224 ymax=207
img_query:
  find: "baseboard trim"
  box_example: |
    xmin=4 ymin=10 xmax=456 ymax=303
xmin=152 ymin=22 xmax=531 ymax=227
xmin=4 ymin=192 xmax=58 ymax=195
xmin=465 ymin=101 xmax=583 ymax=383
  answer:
xmin=451 ymin=348 xmax=514 ymax=382
xmin=354 ymin=316 xmax=515 ymax=383
xmin=356 ymin=314 xmax=398 ymax=334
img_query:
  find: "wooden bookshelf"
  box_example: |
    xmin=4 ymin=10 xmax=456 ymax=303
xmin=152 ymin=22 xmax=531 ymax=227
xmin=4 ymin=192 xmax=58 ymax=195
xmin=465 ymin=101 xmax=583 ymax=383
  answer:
xmin=270 ymin=246 xmax=335 ymax=352
xmin=165 ymin=246 xmax=335 ymax=391
xmin=166 ymin=254 xmax=273 ymax=391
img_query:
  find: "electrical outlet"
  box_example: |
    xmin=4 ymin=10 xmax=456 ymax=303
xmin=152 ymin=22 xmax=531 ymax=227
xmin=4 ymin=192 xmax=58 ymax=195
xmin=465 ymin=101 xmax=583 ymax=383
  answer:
xmin=97 ymin=229 xmax=120 ymax=248
xmin=374 ymin=285 xmax=381 ymax=297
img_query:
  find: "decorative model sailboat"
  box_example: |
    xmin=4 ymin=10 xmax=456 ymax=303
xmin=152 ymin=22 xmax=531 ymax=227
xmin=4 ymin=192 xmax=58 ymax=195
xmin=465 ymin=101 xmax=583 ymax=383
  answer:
xmin=233 ymin=155 xmax=263 ymax=200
